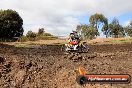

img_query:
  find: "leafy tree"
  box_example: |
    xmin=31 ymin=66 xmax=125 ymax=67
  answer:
xmin=76 ymin=25 xmax=87 ymax=39
xmin=26 ymin=30 xmax=36 ymax=41
xmin=124 ymin=21 xmax=132 ymax=37
xmin=0 ymin=9 xmax=23 ymax=38
xmin=108 ymin=18 xmax=125 ymax=38
xmin=38 ymin=28 xmax=45 ymax=35
xmin=102 ymin=23 xmax=109 ymax=38
xmin=89 ymin=13 xmax=108 ymax=37
xmin=76 ymin=25 xmax=99 ymax=39
xmin=84 ymin=26 xmax=99 ymax=39
xmin=37 ymin=28 xmax=53 ymax=36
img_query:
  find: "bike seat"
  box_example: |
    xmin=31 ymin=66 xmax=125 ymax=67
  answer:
xmin=69 ymin=41 xmax=78 ymax=45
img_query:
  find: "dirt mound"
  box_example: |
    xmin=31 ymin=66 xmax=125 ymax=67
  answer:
xmin=0 ymin=43 xmax=132 ymax=88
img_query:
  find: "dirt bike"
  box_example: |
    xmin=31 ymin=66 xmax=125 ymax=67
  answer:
xmin=61 ymin=40 xmax=89 ymax=53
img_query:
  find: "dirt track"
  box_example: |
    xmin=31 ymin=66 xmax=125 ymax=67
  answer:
xmin=0 ymin=43 xmax=132 ymax=88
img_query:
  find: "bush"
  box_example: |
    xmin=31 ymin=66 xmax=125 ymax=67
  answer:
xmin=43 ymin=33 xmax=52 ymax=36
xmin=26 ymin=31 xmax=37 ymax=41
xmin=17 ymin=36 xmax=28 ymax=42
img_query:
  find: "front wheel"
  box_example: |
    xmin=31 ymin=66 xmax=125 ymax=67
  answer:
xmin=81 ymin=42 xmax=89 ymax=52
xmin=61 ymin=44 xmax=70 ymax=54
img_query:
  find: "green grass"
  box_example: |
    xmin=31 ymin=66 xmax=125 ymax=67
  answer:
xmin=111 ymin=39 xmax=132 ymax=43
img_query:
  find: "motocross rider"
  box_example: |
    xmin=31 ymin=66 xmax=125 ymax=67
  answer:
xmin=68 ymin=31 xmax=80 ymax=50
xmin=72 ymin=31 xmax=80 ymax=43
xmin=68 ymin=33 xmax=74 ymax=42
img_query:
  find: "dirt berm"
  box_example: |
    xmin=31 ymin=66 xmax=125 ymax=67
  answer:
xmin=0 ymin=43 xmax=132 ymax=88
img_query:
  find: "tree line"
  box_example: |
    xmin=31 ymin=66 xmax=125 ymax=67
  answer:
xmin=0 ymin=9 xmax=132 ymax=41
xmin=76 ymin=13 xmax=132 ymax=39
